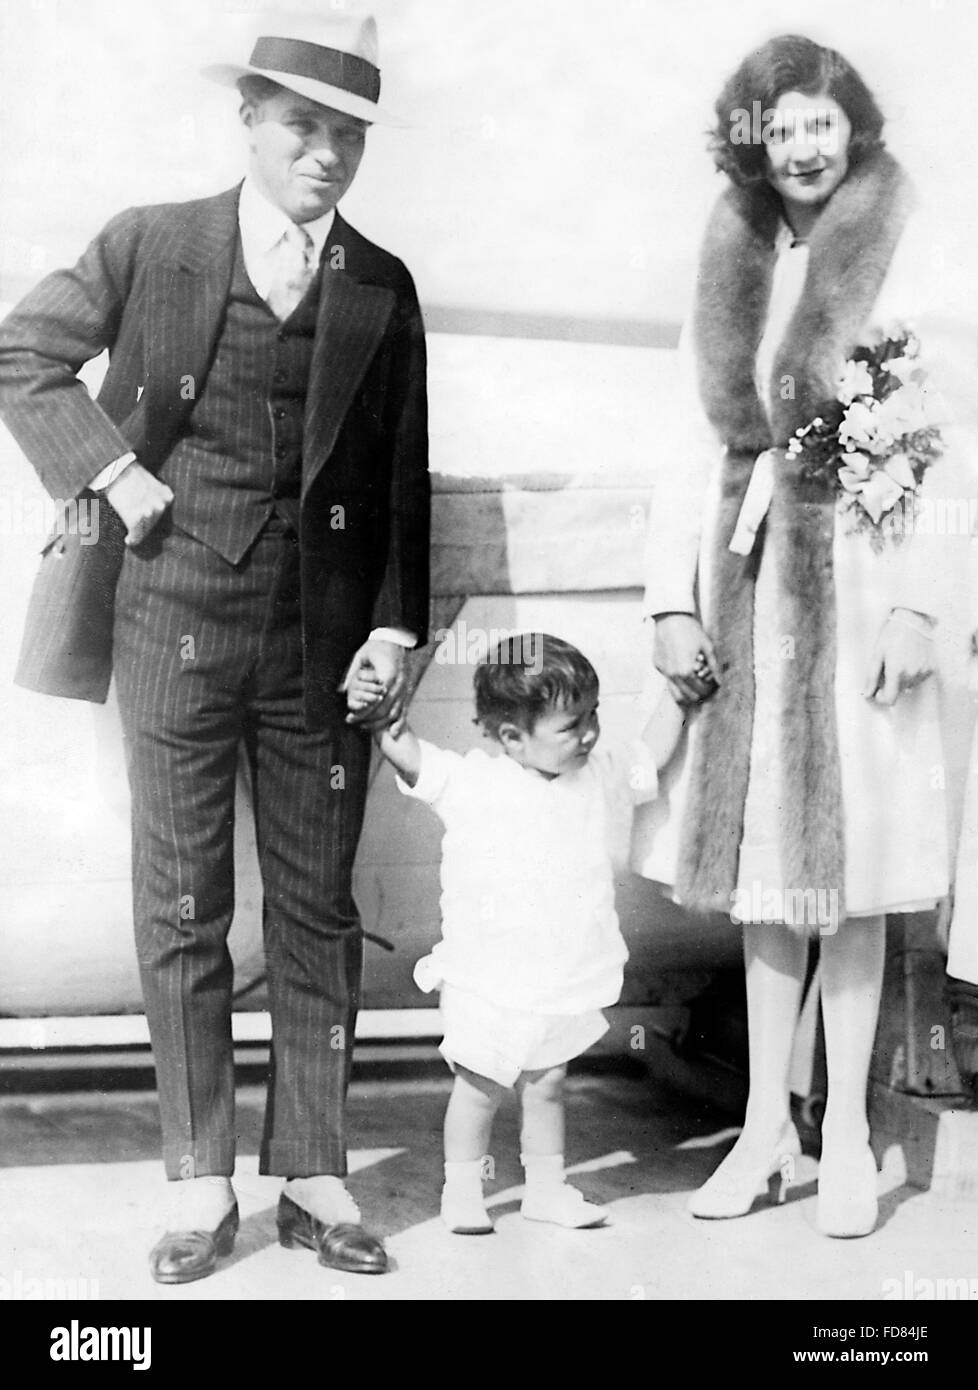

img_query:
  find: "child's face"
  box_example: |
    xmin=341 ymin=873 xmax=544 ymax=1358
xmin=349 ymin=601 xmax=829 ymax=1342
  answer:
xmin=500 ymin=693 xmax=601 ymax=779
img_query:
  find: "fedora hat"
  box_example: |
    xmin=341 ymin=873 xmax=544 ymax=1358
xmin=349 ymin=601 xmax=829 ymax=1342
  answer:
xmin=202 ymin=13 xmax=401 ymax=126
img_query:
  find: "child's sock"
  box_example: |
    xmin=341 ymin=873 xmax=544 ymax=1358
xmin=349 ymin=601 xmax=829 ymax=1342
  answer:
xmin=440 ymin=1159 xmax=494 ymax=1235
xmin=520 ymin=1153 xmax=607 ymax=1228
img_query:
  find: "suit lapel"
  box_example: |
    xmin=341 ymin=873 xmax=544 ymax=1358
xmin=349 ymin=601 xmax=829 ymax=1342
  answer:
xmin=302 ymin=213 xmax=395 ymax=499
xmin=142 ymin=187 xmax=239 ymax=471
xmin=141 ymin=196 xmax=395 ymax=492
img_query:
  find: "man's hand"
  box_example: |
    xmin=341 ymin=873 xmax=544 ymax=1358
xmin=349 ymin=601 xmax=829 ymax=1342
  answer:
xmin=104 ymin=462 xmax=174 ymax=547
xmin=652 ymin=613 xmax=721 ymax=705
xmin=343 ymin=640 xmax=408 ymax=733
xmin=863 ymin=609 xmax=936 ymax=705
xmin=346 ymin=666 xmax=387 ymax=713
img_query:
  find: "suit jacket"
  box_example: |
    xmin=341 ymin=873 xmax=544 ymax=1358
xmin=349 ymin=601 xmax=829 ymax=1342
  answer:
xmin=0 ymin=185 xmax=430 ymax=731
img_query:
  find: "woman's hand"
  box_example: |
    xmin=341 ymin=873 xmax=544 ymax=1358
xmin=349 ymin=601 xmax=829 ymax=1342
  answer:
xmin=652 ymin=613 xmax=721 ymax=705
xmin=863 ymin=609 xmax=936 ymax=705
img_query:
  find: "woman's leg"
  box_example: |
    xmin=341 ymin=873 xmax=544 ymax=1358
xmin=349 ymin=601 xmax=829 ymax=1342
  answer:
xmin=814 ymin=914 xmax=885 ymax=1235
xmin=739 ymin=921 xmax=809 ymax=1142
xmin=689 ymin=921 xmax=807 ymax=1215
xmin=817 ymin=914 xmax=885 ymax=1150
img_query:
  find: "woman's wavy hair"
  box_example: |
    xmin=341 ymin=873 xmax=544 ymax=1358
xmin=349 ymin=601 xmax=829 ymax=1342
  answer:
xmin=709 ymin=34 xmax=885 ymax=188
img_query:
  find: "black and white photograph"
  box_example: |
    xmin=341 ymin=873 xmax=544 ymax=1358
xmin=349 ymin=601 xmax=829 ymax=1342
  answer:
xmin=0 ymin=0 xmax=977 ymax=1338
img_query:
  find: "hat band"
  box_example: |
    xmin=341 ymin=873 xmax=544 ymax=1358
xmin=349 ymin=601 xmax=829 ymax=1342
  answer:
xmin=250 ymin=36 xmax=381 ymax=103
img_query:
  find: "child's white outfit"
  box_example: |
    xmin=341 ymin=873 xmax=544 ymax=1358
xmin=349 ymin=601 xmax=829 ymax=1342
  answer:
xmin=397 ymin=737 xmax=659 ymax=1085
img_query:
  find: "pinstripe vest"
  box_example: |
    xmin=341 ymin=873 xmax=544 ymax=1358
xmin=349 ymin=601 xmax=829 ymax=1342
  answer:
xmin=159 ymin=234 xmax=321 ymax=564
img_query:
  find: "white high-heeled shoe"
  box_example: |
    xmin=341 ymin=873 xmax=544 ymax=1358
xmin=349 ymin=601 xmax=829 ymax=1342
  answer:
xmin=816 ymin=1143 xmax=878 ymax=1238
xmin=687 ymin=1121 xmax=802 ymax=1220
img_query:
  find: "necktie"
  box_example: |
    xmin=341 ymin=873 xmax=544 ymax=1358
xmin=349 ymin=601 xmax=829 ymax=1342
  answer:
xmin=266 ymin=223 xmax=316 ymax=321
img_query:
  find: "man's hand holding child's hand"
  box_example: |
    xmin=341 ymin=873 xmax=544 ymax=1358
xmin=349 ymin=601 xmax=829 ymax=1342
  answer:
xmin=342 ymin=639 xmax=409 ymax=735
xmin=346 ymin=663 xmax=388 ymax=714
xmin=344 ymin=653 xmax=421 ymax=785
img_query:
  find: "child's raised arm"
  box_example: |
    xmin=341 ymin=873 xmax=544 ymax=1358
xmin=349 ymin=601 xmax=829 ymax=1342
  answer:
xmin=641 ymin=688 xmax=688 ymax=772
xmin=344 ymin=661 xmax=423 ymax=786
xmin=375 ymin=721 xmax=423 ymax=788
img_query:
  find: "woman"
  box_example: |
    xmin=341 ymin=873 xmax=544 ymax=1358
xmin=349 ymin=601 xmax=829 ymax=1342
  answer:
xmin=637 ymin=35 xmax=975 ymax=1237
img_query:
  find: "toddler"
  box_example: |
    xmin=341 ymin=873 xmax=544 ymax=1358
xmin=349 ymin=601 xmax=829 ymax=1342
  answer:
xmin=347 ymin=632 xmax=683 ymax=1233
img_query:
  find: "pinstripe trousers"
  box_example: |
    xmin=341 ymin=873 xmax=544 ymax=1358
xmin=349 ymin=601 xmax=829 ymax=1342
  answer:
xmin=113 ymin=514 xmax=370 ymax=1180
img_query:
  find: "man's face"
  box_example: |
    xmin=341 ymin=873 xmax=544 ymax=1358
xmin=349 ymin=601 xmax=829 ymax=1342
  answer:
xmin=241 ymin=88 xmax=368 ymax=223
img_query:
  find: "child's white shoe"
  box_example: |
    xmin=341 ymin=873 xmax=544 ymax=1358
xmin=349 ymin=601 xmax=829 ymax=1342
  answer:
xmin=440 ymin=1160 xmax=494 ymax=1235
xmin=520 ymin=1153 xmax=606 ymax=1228
xmin=520 ymin=1184 xmax=607 ymax=1229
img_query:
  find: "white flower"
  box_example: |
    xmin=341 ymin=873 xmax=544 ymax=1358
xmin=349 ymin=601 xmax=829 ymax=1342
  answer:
xmin=837 ymin=358 xmax=875 ymax=405
xmin=838 ymin=451 xmax=872 ymax=490
xmin=838 ymin=449 xmax=916 ymax=527
xmin=882 ymin=355 xmax=917 ymax=386
xmin=882 ymin=452 xmax=916 ymax=491
xmin=866 ymin=319 xmax=910 ymax=349
xmin=839 ymin=399 xmax=879 ymax=450
xmin=854 ymin=469 xmax=905 ymax=525
xmin=875 ymin=384 xmax=930 ymax=440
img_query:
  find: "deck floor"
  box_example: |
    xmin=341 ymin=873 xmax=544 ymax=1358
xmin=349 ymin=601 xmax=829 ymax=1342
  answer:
xmin=1 ymin=1065 xmax=975 ymax=1301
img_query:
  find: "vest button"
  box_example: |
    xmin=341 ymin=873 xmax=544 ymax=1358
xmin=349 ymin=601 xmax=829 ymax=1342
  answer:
xmin=273 ymin=369 xmax=286 ymax=384
xmin=276 ymin=329 xmax=287 ymax=343
xmin=275 ymin=443 xmax=287 ymax=459
xmin=273 ymin=406 xmax=286 ymax=420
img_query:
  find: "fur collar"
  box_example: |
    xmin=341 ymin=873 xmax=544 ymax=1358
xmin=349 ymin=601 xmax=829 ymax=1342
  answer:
xmin=692 ymin=149 xmax=915 ymax=453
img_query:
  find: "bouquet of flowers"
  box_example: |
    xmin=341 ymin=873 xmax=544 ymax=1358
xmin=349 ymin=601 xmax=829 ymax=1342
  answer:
xmin=786 ymin=327 xmax=944 ymax=551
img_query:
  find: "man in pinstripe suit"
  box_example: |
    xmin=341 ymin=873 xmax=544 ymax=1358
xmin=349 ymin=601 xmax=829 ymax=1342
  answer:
xmin=0 ymin=14 xmax=428 ymax=1282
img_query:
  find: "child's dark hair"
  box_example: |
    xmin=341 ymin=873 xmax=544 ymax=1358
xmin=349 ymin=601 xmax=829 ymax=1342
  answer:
xmin=473 ymin=633 xmax=599 ymax=739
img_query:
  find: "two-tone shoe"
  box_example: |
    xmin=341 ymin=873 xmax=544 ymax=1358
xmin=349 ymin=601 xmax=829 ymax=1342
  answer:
xmin=277 ymin=1192 xmax=389 ymax=1274
xmin=149 ymin=1202 xmax=239 ymax=1285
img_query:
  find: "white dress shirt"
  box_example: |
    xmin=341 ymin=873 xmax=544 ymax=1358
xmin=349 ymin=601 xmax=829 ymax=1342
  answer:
xmin=236 ymin=174 xmax=337 ymax=301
